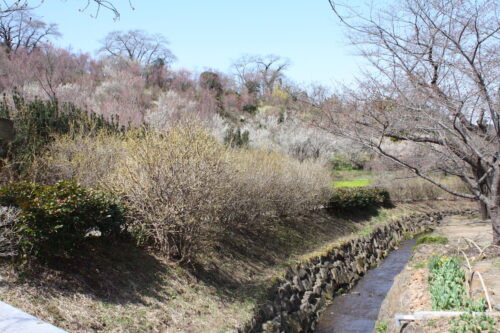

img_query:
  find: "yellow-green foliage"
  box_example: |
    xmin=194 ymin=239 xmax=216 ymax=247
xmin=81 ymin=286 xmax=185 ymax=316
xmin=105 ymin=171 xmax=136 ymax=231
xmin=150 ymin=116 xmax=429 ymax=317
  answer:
xmin=34 ymin=132 xmax=126 ymax=187
xmin=36 ymin=124 xmax=332 ymax=261
xmin=333 ymin=179 xmax=371 ymax=188
xmin=271 ymin=87 xmax=289 ymax=103
xmin=110 ymin=125 xmax=232 ymax=261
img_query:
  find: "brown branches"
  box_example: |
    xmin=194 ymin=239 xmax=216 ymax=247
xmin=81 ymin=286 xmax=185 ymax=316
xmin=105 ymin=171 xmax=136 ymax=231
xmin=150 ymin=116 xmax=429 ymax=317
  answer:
xmin=324 ymin=1 xmax=499 ymax=233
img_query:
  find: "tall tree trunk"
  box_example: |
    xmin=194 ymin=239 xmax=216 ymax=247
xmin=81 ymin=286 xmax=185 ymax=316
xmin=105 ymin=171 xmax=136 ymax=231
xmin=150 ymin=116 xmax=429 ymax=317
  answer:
xmin=489 ymin=205 xmax=500 ymax=246
xmin=478 ymin=201 xmax=489 ymax=220
xmin=492 ymin=212 xmax=500 ymax=246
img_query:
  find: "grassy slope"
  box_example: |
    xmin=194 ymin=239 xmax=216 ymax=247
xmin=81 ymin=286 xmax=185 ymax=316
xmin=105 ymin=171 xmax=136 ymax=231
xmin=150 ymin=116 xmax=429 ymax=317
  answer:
xmin=0 ymin=201 xmax=474 ymax=333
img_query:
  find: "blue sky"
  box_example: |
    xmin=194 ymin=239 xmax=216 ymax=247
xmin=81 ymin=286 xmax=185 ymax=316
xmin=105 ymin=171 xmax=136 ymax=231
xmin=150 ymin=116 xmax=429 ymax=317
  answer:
xmin=34 ymin=0 xmax=364 ymax=86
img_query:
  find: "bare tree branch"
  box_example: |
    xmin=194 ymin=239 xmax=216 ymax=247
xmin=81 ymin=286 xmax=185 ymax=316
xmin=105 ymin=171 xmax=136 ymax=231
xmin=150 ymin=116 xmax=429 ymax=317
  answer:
xmin=99 ymin=30 xmax=176 ymax=66
xmin=324 ymin=0 xmax=500 ymax=244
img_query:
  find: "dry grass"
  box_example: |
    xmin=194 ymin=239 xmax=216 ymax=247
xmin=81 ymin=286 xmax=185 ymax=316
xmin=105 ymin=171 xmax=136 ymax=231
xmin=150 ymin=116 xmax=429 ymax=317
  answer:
xmin=0 ymin=201 xmax=474 ymax=333
xmin=373 ymin=173 xmax=470 ymax=202
xmin=229 ymin=149 xmax=331 ymax=220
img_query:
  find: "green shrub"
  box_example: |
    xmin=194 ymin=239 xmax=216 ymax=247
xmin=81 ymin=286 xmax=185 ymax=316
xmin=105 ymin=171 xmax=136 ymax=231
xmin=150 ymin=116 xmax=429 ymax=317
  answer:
xmin=327 ymin=187 xmax=391 ymax=211
xmin=0 ymin=92 xmax=124 ymax=174
xmin=416 ymin=235 xmax=449 ymax=245
xmin=224 ymin=127 xmax=249 ymax=148
xmin=0 ymin=181 xmax=125 ymax=259
xmin=242 ymin=104 xmax=258 ymax=114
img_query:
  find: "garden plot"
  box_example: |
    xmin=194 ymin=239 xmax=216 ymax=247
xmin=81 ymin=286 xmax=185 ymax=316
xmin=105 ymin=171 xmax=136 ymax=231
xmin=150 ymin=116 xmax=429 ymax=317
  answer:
xmin=375 ymin=215 xmax=500 ymax=333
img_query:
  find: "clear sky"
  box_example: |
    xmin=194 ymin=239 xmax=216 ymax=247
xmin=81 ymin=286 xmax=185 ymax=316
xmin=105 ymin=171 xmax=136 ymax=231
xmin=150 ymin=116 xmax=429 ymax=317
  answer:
xmin=33 ymin=0 xmax=364 ymax=87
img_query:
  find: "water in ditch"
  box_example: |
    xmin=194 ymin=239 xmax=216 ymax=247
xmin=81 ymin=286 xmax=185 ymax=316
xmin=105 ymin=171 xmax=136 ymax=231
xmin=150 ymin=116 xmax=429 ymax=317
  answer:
xmin=315 ymin=238 xmax=417 ymax=333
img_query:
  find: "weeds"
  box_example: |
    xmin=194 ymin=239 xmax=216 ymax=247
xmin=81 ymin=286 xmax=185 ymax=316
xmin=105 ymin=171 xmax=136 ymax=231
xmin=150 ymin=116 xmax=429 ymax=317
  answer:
xmin=374 ymin=320 xmax=388 ymax=333
xmin=416 ymin=235 xmax=449 ymax=245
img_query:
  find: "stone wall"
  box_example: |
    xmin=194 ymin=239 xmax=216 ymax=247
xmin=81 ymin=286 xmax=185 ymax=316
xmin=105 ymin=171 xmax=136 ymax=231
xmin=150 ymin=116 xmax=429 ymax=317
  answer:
xmin=239 ymin=209 xmax=473 ymax=333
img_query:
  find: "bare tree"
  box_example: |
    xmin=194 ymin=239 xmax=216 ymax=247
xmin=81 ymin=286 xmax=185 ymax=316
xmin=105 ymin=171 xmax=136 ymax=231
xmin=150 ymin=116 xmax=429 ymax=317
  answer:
xmin=78 ymin=0 xmax=127 ymax=20
xmin=0 ymin=1 xmax=126 ymax=19
xmin=324 ymin=0 xmax=500 ymax=244
xmin=99 ymin=30 xmax=176 ymax=66
xmin=256 ymin=54 xmax=290 ymax=96
xmin=0 ymin=10 xmax=60 ymax=56
xmin=232 ymin=54 xmax=261 ymax=95
xmin=0 ymin=0 xmax=30 ymax=18
xmin=232 ymin=54 xmax=290 ymax=96
xmin=32 ymin=45 xmax=88 ymax=103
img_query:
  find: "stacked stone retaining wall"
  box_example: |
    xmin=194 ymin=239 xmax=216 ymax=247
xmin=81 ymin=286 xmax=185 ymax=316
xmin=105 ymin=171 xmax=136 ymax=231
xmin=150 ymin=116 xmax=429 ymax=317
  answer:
xmin=240 ymin=209 xmax=474 ymax=333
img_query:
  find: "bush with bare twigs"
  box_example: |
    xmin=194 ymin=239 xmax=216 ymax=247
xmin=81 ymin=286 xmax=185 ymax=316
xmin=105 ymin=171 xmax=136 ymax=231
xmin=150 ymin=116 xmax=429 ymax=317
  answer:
xmin=373 ymin=174 xmax=470 ymax=202
xmin=0 ymin=206 xmax=21 ymax=258
xmin=230 ymin=149 xmax=331 ymax=222
xmin=36 ymin=124 xmax=332 ymax=261
xmin=109 ymin=126 xmax=233 ymax=261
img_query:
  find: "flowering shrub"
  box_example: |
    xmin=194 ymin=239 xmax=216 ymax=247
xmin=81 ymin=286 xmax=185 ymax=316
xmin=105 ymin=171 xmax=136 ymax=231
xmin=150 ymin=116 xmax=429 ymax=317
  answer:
xmin=0 ymin=181 xmax=125 ymax=259
xmin=109 ymin=125 xmax=232 ymax=261
xmin=145 ymin=90 xmax=199 ymax=129
xmin=230 ymin=149 xmax=332 ymax=220
xmin=39 ymin=125 xmax=332 ymax=261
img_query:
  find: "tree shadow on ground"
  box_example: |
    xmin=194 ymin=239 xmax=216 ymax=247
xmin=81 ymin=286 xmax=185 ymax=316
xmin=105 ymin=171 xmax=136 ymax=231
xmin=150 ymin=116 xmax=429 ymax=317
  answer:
xmin=326 ymin=206 xmax=384 ymax=222
xmin=0 ymin=237 xmax=174 ymax=306
xmin=0 ymin=207 xmax=393 ymax=309
xmin=186 ymin=209 xmax=378 ymax=303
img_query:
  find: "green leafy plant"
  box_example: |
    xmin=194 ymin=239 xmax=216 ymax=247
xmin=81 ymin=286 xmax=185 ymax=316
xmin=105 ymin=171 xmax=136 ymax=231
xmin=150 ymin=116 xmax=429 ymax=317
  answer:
xmin=327 ymin=187 xmax=391 ymax=211
xmin=428 ymin=256 xmax=467 ymax=310
xmin=416 ymin=234 xmax=449 ymax=245
xmin=449 ymin=312 xmax=497 ymax=333
xmin=428 ymin=256 xmax=486 ymax=311
xmin=0 ymin=181 xmax=125 ymax=259
xmin=0 ymin=92 xmax=124 ymax=173
xmin=427 ymin=256 xmax=495 ymax=332
xmin=374 ymin=320 xmax=388 ymax=332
